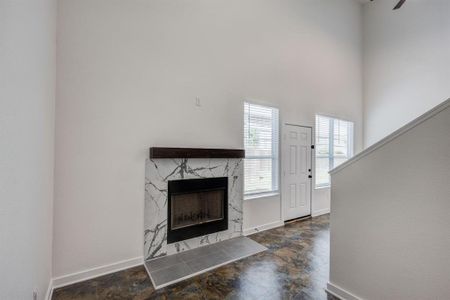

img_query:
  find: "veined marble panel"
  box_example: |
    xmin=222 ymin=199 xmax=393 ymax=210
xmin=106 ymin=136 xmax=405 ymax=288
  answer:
xmin=144 ymin=158 xmax=243 ymax=261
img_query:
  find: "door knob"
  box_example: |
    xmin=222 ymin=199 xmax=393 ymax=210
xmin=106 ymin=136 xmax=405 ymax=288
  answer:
xmin=308 ymin=175 xmax=312 ymax=178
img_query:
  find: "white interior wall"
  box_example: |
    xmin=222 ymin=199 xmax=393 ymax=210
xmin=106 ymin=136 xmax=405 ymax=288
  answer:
xmin=329 ymin=101 xmax=450 ymax=299
xmin=363 ymin=0 xmax=450 ymax=146
xmin=5 ymin=0 xmax=450 ymax=293
xmin=55 ymin=0 xmax=363 ymax=278
xmin=0 ymin=0 xmax=56 ymax=299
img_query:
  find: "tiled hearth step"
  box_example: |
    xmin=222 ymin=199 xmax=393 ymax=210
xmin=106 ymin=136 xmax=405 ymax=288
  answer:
xmin=145 ymin=236 xmax=267 ymax=289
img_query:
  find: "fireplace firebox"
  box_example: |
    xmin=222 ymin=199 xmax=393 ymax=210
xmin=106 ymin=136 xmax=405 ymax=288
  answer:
xmin=167 ymin=177 xmax=228 ymax=244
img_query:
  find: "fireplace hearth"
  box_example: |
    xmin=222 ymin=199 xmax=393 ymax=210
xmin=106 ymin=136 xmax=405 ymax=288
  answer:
xmin=167 ymin=177 xmax=228 ymax=243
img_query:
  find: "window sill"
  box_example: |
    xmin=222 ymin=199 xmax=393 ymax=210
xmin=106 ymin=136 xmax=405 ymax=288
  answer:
xmin=244 ymin=192 xmax=279 ymax=201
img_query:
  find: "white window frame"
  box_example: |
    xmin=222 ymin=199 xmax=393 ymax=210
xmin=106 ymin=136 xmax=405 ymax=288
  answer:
xmin=243 ymin=101 xmax=280 ymax=199
xmin=315 ymin=114 xmax=354 ymax=189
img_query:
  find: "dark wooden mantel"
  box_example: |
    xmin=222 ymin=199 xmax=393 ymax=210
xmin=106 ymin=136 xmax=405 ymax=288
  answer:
xmin=149 ymin=147 xmax=245 ymax=159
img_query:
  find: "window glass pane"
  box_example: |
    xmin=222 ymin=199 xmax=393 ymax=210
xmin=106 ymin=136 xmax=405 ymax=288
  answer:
xmin=244 ymin=102 xmax=279 ymax=195
xmin=333 ymin=157 xmax=348 ymax=168
xmin=315 ymin=115 xmax=331 ymax=186
xmin=316 ymin=157 xmax=330 ymax=186
xmin=315 ymin=115 xmax=354 ymax=188
xmin=333 ymin=119 xmax=349 ymax=157
xmin=244 ymin=158 xmax=273 ymax=194
xmin=244 ymin=103 xmax=273 ymax=157
xmin=316 ymin=116 xmax=330 ymax=155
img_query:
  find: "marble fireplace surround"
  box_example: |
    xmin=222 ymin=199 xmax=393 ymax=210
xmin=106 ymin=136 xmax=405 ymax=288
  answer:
xmin=144 ymin=148 xmax=244 ymax=262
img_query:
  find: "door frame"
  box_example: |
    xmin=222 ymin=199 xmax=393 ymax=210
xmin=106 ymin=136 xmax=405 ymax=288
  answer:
xmin=281 ymin=123 xmax=314 ymax=221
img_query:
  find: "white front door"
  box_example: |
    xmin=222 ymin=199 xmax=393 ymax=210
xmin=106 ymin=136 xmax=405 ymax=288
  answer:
xmin=282 ymin=124 xmax=312 ymax=221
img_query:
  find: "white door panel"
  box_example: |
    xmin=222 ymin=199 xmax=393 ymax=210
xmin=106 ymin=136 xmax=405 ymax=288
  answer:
xmin=282 ymin=124 xmax=312 ymax=220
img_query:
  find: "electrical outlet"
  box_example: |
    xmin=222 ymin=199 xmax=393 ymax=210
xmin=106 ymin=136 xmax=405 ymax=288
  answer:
xmin=32 ymin=290 xmax=37 ymax=300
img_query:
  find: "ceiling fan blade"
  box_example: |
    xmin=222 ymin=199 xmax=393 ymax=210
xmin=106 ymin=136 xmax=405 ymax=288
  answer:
xmin=393 ymin=0 xmax=406 ymax=10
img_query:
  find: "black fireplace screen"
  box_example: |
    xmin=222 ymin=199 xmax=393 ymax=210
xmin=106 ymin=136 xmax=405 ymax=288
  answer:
xmin=167 ymin=177 xmax=228 ymax=243
xmin=171 ymin=189 xmax=224 ymax=230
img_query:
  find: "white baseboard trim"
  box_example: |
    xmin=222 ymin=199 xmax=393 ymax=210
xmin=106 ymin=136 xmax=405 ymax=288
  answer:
xmin=326 ymin=282 xmax=362 ymax=300
xmin=52 ymin=256 xmax=143 ymax=290
xmin=45 ymin=278 xmax=53 ymax=300
xmin=312 ymin=208 xmax=330 ymax=217
xmin=243 ymin=220 xmax=284 ymax=236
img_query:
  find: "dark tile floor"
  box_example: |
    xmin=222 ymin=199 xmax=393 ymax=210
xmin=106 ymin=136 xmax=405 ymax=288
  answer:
xmin=53 ymin=214 xmax=336 ymax=300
